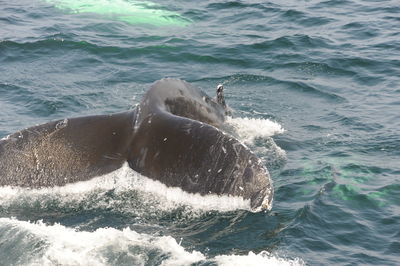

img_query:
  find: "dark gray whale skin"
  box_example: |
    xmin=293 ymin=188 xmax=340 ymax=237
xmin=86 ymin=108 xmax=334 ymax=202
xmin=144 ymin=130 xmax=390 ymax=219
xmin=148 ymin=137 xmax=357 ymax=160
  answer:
xmin=0 ymin=78 xmax=273 ymax=211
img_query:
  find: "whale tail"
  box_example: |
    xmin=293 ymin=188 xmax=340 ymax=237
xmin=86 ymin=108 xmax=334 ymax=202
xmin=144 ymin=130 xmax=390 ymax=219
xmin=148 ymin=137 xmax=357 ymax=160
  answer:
xmin=0 ymin=78 xmax=273 ymax=212
xmin=0 ymin=112 xmax=135 ymax=187
xmin=128 ymin=107 xmax=273 ymax=211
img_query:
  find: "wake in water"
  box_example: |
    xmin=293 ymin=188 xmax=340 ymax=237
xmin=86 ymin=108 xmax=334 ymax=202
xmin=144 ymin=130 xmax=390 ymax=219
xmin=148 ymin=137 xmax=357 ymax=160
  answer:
xmin=0 ymin=217 xmax=304 ymax=266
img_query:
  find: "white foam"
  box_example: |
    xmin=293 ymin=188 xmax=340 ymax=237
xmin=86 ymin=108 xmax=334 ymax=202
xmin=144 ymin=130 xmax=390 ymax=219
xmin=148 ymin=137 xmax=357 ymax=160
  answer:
xmin=0 ymin=164 xmax=251 ymax=213
xmin=226 ymin=116 xmax=285 ymax=144
xmin=214 ymin=251 xmax=305 ymax=266
xmin=0 ymin=218 xmax=304 ymax=266
xmin=0 ymin=217 xmax=205 ymax=266
xmin=117 ymin=167 xmax=252 ymax=212
xmin=0 ymin=134 xmax=10 ymax=141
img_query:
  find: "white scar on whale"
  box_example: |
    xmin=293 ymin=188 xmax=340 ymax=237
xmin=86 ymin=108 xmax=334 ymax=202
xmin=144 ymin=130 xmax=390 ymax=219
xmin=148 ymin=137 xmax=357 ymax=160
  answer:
xmin=44 ymin=0 xmax=191 ymax=26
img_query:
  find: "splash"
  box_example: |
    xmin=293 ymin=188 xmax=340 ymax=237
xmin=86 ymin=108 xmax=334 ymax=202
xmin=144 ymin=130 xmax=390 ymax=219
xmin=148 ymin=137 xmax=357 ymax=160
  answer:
xmin=215 ymin=251 xmax=305 ymax=266
xmin=0 ymin=218 xmax=205 ymax=265
xmin=44 ymin=0 xmax=191 ymax=26
xmin=0 ymin=163 xmax=252 ymax=217
xmin=0 ymin=218 xmax=305 ymax=266
xmin=225 ymin=116 xmax=287 ymax=170
xmin=226 ymin=116 xmax=285 ymax=144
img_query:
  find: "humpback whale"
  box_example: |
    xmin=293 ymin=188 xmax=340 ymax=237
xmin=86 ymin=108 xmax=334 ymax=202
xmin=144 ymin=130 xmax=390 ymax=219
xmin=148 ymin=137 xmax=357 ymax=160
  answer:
xmin=0 ymin=79 xmax=273 ymax=211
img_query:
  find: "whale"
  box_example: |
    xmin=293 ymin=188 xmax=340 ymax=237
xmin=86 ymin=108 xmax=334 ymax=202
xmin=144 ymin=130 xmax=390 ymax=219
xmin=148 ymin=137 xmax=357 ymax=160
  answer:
xmin=0 ymin=78 xmax=273 ymax=211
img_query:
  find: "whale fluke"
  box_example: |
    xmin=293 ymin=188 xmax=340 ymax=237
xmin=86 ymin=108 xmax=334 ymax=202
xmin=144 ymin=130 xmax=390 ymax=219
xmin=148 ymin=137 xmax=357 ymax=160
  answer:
xmin=0 ymin=78 xmax=273 ymax=211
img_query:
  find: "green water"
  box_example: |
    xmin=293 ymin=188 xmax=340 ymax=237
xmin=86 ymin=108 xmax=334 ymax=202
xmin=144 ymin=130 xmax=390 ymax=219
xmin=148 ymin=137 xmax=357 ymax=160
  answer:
xmin=45 ymin=0 xmax=191 ymax=26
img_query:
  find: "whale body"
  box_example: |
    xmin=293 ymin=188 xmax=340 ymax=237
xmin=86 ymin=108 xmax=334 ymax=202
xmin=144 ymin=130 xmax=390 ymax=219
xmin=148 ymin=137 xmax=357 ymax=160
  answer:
xmin=0 ymin=78 xmax=273 ymax=211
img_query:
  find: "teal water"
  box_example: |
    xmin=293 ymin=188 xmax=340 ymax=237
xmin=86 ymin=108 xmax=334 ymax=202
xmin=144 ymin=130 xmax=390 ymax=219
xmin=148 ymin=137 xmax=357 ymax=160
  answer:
xmin=0 ymin=0 xmax=399 ymax=265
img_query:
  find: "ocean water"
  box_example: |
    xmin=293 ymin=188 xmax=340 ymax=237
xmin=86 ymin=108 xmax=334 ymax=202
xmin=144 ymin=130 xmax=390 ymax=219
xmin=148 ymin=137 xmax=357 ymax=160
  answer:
xmin=0 ymin=0 xmax=399 ymax=265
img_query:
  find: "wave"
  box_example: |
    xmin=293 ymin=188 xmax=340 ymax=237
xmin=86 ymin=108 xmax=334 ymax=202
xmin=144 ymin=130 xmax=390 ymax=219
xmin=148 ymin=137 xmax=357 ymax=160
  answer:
xmin=0 ymin=38 xmax=250 ymax=68
xmin=279 ymin=158 xmax=399 ymax=208
xmin=0 ymin=217 xmax=305 ymax=266
xmin=247 ymin=34 xmax=334 ymax=51
xmin=196 ymin=73 xmax=345 ymax=103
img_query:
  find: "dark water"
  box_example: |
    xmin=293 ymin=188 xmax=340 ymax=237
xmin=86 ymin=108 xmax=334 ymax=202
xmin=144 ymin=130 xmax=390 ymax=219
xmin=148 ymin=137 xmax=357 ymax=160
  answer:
xmin=1 ymin=0 xmax=399 ymax=265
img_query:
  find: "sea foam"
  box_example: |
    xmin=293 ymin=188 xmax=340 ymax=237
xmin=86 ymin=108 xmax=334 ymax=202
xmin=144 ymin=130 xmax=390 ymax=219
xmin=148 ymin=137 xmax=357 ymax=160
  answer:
xmin=0 ymin=218 xmax=305 ymax=266
xmin=0 ymin=164 xmax=252 ymax=214
xmin=226 ymin=116 xmax=285 ymax=144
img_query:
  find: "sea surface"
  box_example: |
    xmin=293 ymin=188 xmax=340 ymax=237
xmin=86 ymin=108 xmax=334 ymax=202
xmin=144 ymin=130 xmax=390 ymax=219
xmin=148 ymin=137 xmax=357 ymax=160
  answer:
xmin=0 ymin=0 xmax=399 ymax=265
